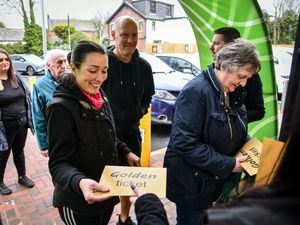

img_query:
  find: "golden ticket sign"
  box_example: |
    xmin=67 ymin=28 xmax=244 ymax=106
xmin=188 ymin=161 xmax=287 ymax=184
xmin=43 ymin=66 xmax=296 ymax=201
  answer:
xmin=96 ymin=166 xmax=166 ymax=197
xmin=236 ymin=138 xmax=263 ymax=176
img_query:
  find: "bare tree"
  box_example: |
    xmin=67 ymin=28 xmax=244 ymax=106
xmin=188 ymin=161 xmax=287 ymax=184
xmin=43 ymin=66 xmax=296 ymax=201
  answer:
xmin=0 ymin=0 xmax=36 ymax=27
xmin=29 ymin=0 xmax=35 ymax=25
xmin=92 ymin=11 xmax=110 ymax=44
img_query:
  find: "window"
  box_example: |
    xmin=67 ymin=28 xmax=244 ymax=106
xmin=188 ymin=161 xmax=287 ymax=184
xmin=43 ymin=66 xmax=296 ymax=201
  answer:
xmin=166 ymin=5 xmax=172 ymax=16
xmin=152 ymin=21 xmax=156 ymax=31
xmin=138 ymin=20 xmax=144 ymax=32
xmin=110 ymin=23 xmax=115 ymax=32
xmin=150 ymin=1 xmax=156 ymax=14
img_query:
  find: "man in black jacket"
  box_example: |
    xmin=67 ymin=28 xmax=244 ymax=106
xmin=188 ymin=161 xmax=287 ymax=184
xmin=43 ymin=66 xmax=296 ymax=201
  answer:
xmin=210 ymin=27 xmax=265 ymax=123
xmin=102 ymin=15 xmax=155 ymax=225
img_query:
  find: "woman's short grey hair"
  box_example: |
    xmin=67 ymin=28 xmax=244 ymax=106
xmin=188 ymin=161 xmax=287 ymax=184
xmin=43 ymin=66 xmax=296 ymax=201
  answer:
xmin=215 ymin=38 xmax=261 ymax=73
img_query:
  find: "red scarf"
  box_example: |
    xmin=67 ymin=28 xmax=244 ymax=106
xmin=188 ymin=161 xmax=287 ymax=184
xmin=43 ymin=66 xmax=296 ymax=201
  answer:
xmin=80 ymin=89 xmax=104 ymax=110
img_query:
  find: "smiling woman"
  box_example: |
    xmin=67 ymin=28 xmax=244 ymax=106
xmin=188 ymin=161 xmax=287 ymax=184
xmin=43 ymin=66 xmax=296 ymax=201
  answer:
xmin=46 ymin=40 xmax=140 ymax=225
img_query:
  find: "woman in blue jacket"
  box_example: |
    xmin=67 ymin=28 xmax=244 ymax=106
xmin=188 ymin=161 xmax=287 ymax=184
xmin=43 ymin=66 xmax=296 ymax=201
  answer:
xmin=0 ymin=48 xmax=34 ymax=195
xmin=163 ymin=39 xmax=261 ymax=225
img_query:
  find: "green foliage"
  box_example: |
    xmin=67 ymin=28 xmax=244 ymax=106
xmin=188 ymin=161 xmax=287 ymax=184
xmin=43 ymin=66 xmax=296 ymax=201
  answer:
xmin=277 ymin=10 xmax=298 ymax=44
xmin=53 ymin=25 xmax=75 ymax=44
xmin=23 ymin=24 xmax=43 ymax=56
xmin=70 ymin=31 xmax=91 ymax=48
xmin=0 ymin=43 xmax=24 ymax=54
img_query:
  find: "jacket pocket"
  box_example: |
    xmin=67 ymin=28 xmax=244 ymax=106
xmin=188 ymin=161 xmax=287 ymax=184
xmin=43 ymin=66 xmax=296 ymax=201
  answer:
xmin=194 ymin=169 xmax=224 ymax=206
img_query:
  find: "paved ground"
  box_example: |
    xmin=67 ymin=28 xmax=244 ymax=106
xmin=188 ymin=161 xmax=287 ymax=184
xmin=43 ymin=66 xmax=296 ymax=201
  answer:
xmin=0 ymin=132 xmax=176 ymax=225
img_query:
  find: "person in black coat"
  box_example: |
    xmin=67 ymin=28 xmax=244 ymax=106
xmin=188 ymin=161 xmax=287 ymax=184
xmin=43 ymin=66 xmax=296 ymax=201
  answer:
xmin=46 ymin=41 xmax=140 ymax=225
xmin=129 ymin=185 xmax=169 ymax=225
xmin=102 ymin=15 xmax=155 ymax=225
xmin=0 ymin=48 xmax=34 ymax=195
xmin=131 ymin=101 xmax=300 ymax=225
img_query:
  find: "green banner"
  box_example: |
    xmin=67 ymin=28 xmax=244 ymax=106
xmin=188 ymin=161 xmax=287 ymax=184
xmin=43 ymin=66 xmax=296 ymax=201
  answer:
xmin=180 ymin=0 xmax=278 ymax=140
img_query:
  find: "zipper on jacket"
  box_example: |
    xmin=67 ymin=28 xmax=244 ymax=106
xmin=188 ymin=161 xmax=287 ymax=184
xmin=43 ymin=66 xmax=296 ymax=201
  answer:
xmin=237 ymin=113 xmax=247 ymax=132
xmin=226 ymin=114 xmax=233 ymax=139
xmin=224 ymin=107 xmax=233 ymax=139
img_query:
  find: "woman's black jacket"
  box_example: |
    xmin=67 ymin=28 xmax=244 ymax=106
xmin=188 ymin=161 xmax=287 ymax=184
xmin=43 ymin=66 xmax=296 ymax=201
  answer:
xmin=46 ymin=74 xmax=130 ymax=217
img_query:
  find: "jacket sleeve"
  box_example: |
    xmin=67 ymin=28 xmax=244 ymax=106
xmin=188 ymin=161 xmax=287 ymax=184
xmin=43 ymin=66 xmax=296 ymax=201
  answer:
xmin=31 ymin=84 xmax=49 ymax=150
xmin=116 ymin=138 xmax=131 ymax=156
xmin=47 ymin=104 xmax=86 ymax=195
xmin=140 ymin=61 xmax=155 ymax=115
xmin=135 ymin=193 xmax=169 ymax=225
xmin=169 ymin=86 xmax=235 ymax=179
xmin=244 ymin=73 xmax=265 ymax=123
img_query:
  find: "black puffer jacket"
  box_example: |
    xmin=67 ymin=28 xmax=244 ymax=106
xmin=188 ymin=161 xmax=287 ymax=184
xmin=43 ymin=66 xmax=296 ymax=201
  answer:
xmin=46 ymin=74 xmax=130 ymax=216
xmin=135 ymin=194 xmax=169 ymax=225
xmin=200 ymin=187 xmax=300 ymax=225
xmin=164 ymin=65 xmax=248 ymax=209
xmin=102 ymin=46 xmax=155 ymax=132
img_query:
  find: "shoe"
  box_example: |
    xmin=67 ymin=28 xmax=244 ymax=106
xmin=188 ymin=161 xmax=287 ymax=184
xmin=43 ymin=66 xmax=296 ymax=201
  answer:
xmin=116 ymin=216 xmax=136 ymax=225
xmin=18 ymin=175 xmax=34 ymax=188
xmin=0 ymin=182 xmax=12 ymax=195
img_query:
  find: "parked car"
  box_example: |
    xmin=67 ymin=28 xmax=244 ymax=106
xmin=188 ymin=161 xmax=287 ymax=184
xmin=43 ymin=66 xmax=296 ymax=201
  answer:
xmin=140 ymin=52 xmax=194 ymax=125
xmin=11 ymin=54 xmax=45 ymax=76
xmin=156 ymin=53 xmax=201 ymax=76
xmin=272 ymin=47 xmax=293 ymax=98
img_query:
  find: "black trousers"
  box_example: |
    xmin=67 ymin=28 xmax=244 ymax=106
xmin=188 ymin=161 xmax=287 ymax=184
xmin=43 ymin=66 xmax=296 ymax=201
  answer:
xmin=117 ymin=128 xmax=142 ymax=157
xmin=58 ymin=206 xmax=114 ymax=225
xmin=0 ymin=117 xmax=28 ymax=182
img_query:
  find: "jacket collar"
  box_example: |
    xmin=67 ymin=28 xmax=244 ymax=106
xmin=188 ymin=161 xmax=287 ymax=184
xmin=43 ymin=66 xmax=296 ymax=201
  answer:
xmin=204 ymin=64 xmax=246 ymax=109
xmin=204 ymin=64 xmax=224 ymax=100
xmin=46 ymin=69 xmax=58 ymax=84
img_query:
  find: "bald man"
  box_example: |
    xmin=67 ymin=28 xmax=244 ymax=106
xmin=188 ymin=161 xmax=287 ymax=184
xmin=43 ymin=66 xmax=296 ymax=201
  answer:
xmin=102 ymin=16 xmax=155 ymax=225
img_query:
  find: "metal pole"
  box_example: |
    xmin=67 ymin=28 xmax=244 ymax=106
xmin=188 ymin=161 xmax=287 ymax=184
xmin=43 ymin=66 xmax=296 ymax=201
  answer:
xmin=68 ymin=14 xmax=71 ymax=50
xmin=40 ymin=0 xmax=47 ymax=58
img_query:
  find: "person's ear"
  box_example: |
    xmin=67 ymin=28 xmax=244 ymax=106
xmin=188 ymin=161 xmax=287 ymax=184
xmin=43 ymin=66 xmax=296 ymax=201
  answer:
xmin=71 ymin=64 xmax=77 ymax=76
xmin=111 ymin=30 xmax=116 ymax=40
xmin=46 ymin=62 xmax=51 ymax=69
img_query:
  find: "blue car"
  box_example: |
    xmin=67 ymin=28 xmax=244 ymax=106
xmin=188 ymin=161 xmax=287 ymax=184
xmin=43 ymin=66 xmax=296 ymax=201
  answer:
xmin=140 ymin=53 xmax=194 ymax=125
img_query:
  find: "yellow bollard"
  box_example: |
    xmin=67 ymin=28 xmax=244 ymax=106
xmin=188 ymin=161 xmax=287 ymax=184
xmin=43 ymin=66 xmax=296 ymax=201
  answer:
xmin=27 ymin=76 xmax=37 ymax=92
xmin=140 ymin=106 xmax=151 ymax=167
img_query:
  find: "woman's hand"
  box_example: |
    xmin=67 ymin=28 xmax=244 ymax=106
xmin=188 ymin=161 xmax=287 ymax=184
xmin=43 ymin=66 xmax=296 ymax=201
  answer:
xmin=126 ymin=152 xmax=141 ymax=167
xmin=79 ymin=178 xmax=112 ymax=204
xmin=232 ymin=156 xmax=248 ymax=172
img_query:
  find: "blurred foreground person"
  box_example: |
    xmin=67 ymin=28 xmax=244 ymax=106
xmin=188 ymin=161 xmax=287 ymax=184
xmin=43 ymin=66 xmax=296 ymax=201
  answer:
xmin=0 ymin=49 xmax=34 ymax=195
xmin=130 ymin=113 xmax=300 ymax=225
xmin=164 ymin=39 xmax=261 ymax=225
xmin=46 ymin=41 xmax=139 ymax=225
xmin=129 ymin=185 xmax=169 ymax=225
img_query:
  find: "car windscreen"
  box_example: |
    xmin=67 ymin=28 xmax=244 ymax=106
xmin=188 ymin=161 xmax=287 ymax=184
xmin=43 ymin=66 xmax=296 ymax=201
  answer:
xmin=140 ymin=53 xmax=174 ymax=73
xmin=24 ymin=54 xmax=43 ymax=62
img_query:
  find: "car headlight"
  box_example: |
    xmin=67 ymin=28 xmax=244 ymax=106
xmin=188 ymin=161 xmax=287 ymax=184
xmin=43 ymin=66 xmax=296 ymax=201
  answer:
xmin=154 ymin=90 xmax=176 ymax=100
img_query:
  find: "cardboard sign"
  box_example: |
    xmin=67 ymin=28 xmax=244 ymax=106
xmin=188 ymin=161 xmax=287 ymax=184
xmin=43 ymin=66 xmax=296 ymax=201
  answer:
xmin=255 ymin=137 xmax=287 ymax=185
xmin=96 ymin=166 xmax=166 ymax=197
xmin=236 ymin=138 xmax=263 ymax=176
